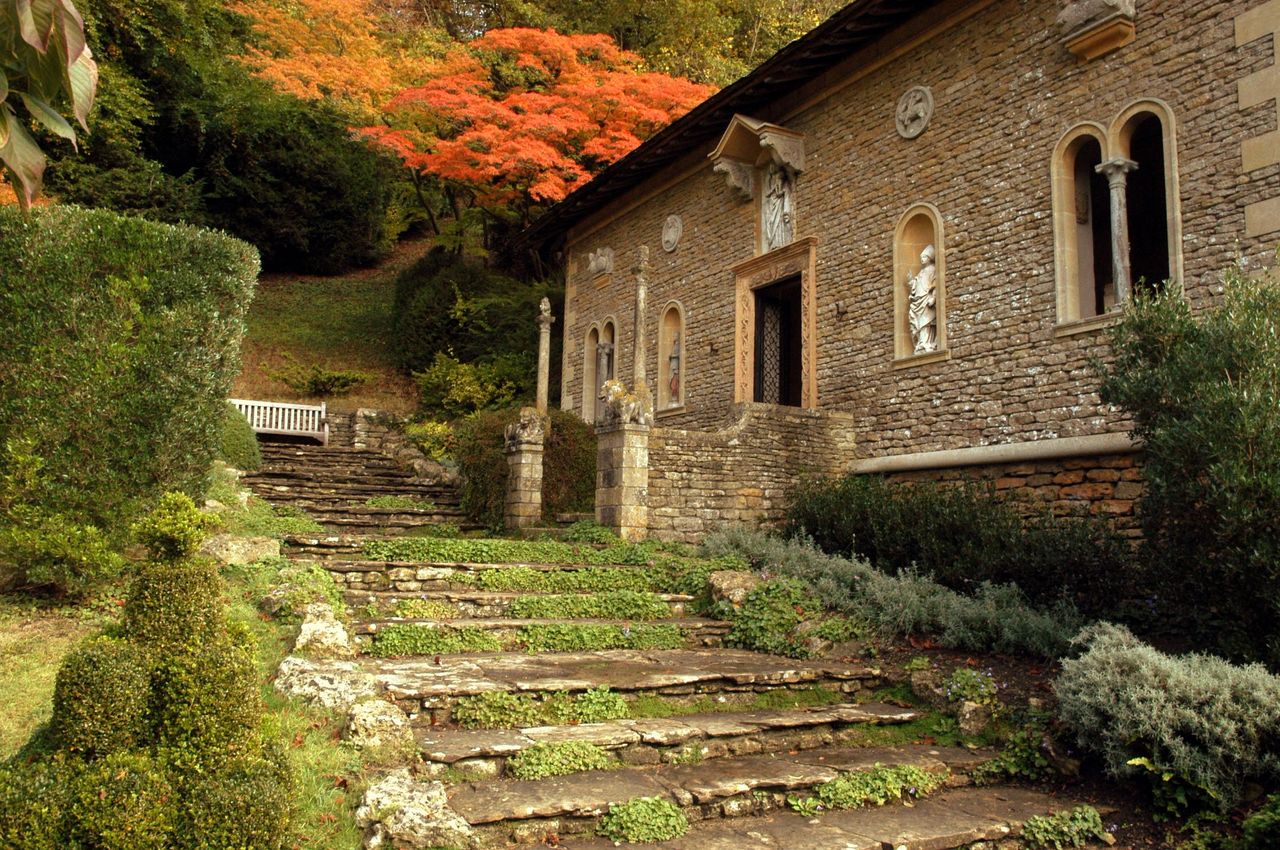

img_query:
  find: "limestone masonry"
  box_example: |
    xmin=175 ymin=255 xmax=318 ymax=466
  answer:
xmin=525 ymin=0 xmax=1280 ymax=541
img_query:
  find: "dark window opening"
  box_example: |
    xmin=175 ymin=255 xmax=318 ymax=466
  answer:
xmin=753 ymin=277 xmax=802 ymax=407
xmin=1074 ymin=137 xmax=1114 ymax=316
xmin=1127 ymin=115 xmax=1171 ymax=293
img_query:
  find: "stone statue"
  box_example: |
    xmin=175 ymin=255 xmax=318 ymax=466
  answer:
xmin=539 ymin=297 xmax=551 ymax=320
xmin=598 ymin=379 xmax=653 ymax=428
xmin=762 ymin=163 xmax=794 ymax=252
xmin=907 ymin=244 xmax=939 ymax=354
xmin=667 ymin=333 xmax=681 ymax=406
xmin=504 ymin=407 xmax=545 ymax=450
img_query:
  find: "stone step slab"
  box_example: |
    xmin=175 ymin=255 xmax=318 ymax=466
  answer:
xmin=448 ymin=745 xmax=992 ymax=842
xmin=358 ymin=648 xmax=881 ymax=722
xmin=344 ymin=590 xmax=697 ymax=618
xmin=417 ymin=702 xmax=920 ymax=778
xmin=355 ymin=616 xmax=729 ymax=648
xmin=558 ymin=785 xmax=1065 ymax=850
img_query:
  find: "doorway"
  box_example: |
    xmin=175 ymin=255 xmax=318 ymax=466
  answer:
xmin=753 ymin=277 xmax=803 ymax=406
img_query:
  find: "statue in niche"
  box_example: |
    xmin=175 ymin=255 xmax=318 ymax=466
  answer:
xmin=667 ymin=333 xmax=681 ymax=406
xmin=761 ymin=163 xmax=794 ymax=252
xmin=906 ymin=244 xmax=939 ymax=354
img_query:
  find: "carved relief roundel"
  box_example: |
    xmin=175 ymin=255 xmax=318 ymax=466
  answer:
xmin=895 ymin=86 xmax=934 ymax=139
xmin=662 ymin=215 xmax=683 ymax=252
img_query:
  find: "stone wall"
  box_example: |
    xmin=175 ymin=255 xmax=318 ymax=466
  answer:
xmin=647 ymin=404 xmax=858 ymax=542
xmin=561 ymin=0 xmax=1277 ymax=457
xmin=883 ymin=452 xmax=1146 ymax=538
xmin=327 ymin=412 xmax=355 ymax=447
xmin=352 ymin=409 xmax=456 ymax=485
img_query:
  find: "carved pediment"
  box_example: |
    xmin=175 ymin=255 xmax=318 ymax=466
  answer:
xmin=709 ymin=114 xmax=805 ymax=201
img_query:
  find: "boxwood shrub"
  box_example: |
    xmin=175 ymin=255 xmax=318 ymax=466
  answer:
xmin=51 ymin=637 xmax=151 ymax=757
xmin=0 ymin=206 xmax=258 ymax=540
xmin=218 ymin=403 xmax=262 ymax=472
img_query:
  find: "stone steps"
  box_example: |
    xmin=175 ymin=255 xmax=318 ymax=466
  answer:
xmin=355 ymin=616 xmax=729 ymax=651
xmin=346 ymin=590 xmax=699 ymax=619
xmin=448 ymin=744 xmax=991 ymax=844
xmin=417 ymin=702 xmax=921 ymax=779
xmin=357 ymin=648 xmax=883 ymax=723
xmin=558 ymin=785 xmax=1067 ymax=850
xmin=327 ymin=558 xmax=656 ymax=593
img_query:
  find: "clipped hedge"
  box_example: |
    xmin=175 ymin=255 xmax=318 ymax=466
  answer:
xmin=785 ymin=474 xmax=1133 ymax=614
xmin=0 ymin=206 xmax=259 ymax=536
xmin=51 ymin=637 xmax=151 ymax=757
xmin=218 ymin=403 xmax=262 ymax=471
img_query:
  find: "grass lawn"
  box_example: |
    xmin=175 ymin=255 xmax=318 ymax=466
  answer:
xmin=234 ymin=237 xmax=432 ymax=414
xmin=0 ymin=598 xmax=110 ymax=759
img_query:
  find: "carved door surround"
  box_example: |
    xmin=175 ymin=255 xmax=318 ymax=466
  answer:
xmin=732 ymin=237 xmax=819 ymax=410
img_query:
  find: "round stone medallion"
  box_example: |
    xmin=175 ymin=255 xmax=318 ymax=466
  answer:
xmin=895 ymin=86 xmax=934 ymax=139
xmin=661 ymin=215 xmax=683 ymax=252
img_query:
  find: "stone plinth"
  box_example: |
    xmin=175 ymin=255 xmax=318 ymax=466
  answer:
xmin=596 ymin=422 xmax=650 ymax=541
xmin=504 ymin=409 xmax=546 ymax=531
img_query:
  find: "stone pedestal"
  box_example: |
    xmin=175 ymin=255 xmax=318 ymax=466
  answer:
xmin=504 ymin=409 xmax=545 ymax=531
xmin=596 ymin=422 xmax=650 ymax=541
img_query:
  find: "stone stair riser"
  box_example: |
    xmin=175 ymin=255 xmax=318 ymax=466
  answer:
xmin=355 ymin=620 xmax=728 ymax=646
xmin=328 ymin=562 xmax=660 ymax=592
xmin=344 ymin=591 xmax=695 ymax=618
xmin=461 ymin=754 xmax=979 ymax=845
xmin=399 ymin=677 xmax=883 ymax=726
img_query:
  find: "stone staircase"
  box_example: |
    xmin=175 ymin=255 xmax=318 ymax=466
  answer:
xmin=243 ymin=442 xmax=472 ymax=535
xmin=276 ymin=524 xmax=1077 ymax=850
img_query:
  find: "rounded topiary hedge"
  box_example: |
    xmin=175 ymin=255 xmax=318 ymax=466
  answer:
xmin=0 ymin=206 xmax=259 ymax=536
xmin=51 ymin=637 xmax=152 ymax=757
xmin=218 ymin=403 xmax=262 ymax=472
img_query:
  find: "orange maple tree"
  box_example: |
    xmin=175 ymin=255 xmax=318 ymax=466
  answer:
xmin=231 ymin=0 xmax=436 ymax=117
xmin=361 ymin=27 xmax=714 ymax=226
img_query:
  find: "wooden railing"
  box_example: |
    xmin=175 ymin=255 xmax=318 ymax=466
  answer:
xmin=229 ymin=398 xmax=329 ymax=445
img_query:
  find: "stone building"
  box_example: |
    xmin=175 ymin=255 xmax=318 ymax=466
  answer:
xmin=520 ymin=0 xmax=1280 ymax=541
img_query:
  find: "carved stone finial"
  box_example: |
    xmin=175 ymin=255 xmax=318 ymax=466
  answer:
xmin=538 ymin=296 xmax=553 ymax=325
xmin=1058 ymin=0 xmax=1136 ymax=60
xmin=504 ymin=407 xmax=545 ymax=450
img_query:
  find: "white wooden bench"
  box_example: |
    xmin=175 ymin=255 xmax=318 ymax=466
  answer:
xmin=230 ymin=398 xmax=329 ymax=445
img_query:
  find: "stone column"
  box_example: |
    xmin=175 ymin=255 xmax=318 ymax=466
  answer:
xmin=504 ymin=408 xmax=545 ymax=531
xmin=535 ymin=297 xmax=554 ymax=415
xmin=595 ymin=421 xmax=650 ymax=542
xmin=632 ymin=246 xmax=649 ymax=389
xmin=1096 ymin=157 xmax=1139 ymax=305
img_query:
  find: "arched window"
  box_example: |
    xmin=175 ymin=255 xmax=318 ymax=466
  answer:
xmin=892 ymin=203 xmax=946 ymax=362
xmin=1115 ymin=104 xmax=1179 ymax=292
xmin=582 ymin=326 xmax=599 ymax=422
xmin=1052 ymin=124 xmax=1114 ymax=322
xmin=657 ymin=302 xmax=685 ymax=410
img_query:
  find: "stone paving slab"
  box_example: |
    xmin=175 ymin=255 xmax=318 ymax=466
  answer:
xmin=446 ymin=744 xmax=975 ymax=826
xmin=416 ymin=703 xmax=920 ymax=763
xmin=367 ymin=649 xmax=879 ymax=702
xmin=558 ymin=786 xmax=1064 ymax=849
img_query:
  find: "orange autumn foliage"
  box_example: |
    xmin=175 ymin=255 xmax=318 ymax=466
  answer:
xmin=232 ymin=0 xmax=436 ymax=115
xmin=362 ymin=27 xmax=713 ymax=216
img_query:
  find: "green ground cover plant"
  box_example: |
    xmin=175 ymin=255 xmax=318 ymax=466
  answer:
xmin=468 ymin=565 xmax=655 ymax=593
xmin=791 ymin=763 xmax=948 ymax=814
xmin=452 ymin=686 xmax=629 ymax=729
xmin=704 ymin=529 xmax=1081 ymax=658
xmin=785 ymin=473 xmax=1133 ymax=616
xmin=367 ymin=624 xmax=502 ymax=657
xmin=507 ymin=741 xmax=616 ymax=779
xmin=207 ymin=464 xmax=325 ymax=538
xmin=1055 ymin=623 xmax=1280 ymax=812
xmin=597 ymin=796 xmax=689 ymax=843
xmin=265 ymin=354 xmax=371 ymax=397
xmin=363 ymin=495 xmax=435 ymax=509
xmin=518 ymin=623 xmax=685 ymax=652
xmin=392 ymin=599 xmax=460 ymax=619
xmin=1021 ymin=805 xmax=1111 ymax=849
xmin=723 ymin=578 xmax=821 ymax=658
xmin=509 ymin=591 xmax=672 ymax=620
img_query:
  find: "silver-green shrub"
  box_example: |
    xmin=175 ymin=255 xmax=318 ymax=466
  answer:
xmin=1055 ymin=622 xmax=1280 ymax=809
xmin=702 ymin=529 xmax=1080 ymax=658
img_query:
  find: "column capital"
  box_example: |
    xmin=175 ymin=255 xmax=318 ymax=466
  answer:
xmin=1095 ymin=156 xmax=1139 ymax=182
